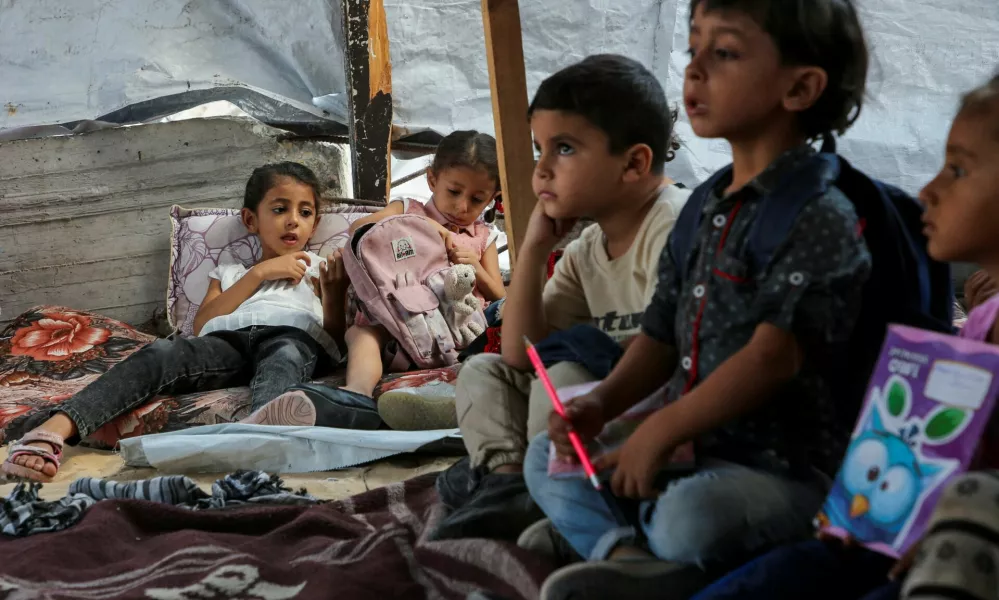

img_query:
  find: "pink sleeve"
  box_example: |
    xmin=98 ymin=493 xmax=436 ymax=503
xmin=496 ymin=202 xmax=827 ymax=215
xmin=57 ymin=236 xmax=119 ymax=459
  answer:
xmin=960 ymin=295 xmax=999 ymax=341
xmin=477 ymin=224 xmax=498 ymax=257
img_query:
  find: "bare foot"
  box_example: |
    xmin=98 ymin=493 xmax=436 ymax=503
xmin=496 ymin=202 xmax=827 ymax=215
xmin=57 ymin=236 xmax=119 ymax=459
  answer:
xmin=4 ymin=413 xmax=77 ymax=480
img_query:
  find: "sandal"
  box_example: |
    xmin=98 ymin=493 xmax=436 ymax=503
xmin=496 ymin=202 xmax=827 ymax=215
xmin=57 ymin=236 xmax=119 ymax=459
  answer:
xmin=1 ymin=430 xmax=64 ymax=483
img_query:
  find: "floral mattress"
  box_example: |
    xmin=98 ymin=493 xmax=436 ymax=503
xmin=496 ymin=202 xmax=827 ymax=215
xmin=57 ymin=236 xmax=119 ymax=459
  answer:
xmin=0 ymin=305 xmax=459 ymax=449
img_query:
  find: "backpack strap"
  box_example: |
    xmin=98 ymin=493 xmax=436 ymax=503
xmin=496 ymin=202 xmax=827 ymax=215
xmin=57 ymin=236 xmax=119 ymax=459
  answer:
xmin=669 ymin=166 xmax=731 ymax=275
xmin=839 ymin=158 xmax=932 ymax=314
xmin=744 ymin=153 xmax=840 ymax=270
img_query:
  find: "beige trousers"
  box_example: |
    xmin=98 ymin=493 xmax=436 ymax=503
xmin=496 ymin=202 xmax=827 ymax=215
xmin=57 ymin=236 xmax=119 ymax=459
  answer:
xmin=455 ymin=353 xmax=596 ymax=471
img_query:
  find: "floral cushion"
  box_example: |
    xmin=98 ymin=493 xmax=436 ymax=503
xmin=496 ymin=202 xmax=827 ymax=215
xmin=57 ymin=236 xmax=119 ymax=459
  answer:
xmin=0 ymin=306 xmax=154 ymax=445
xmin=168 ymin=204 xmax=377 ymax=337
xmin=1 ymin=306 xmax=461 ymax=450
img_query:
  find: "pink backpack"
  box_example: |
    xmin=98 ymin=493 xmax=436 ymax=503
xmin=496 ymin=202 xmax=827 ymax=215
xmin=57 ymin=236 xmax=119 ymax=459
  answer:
xmin=342 ymin=214 xmax=488 ymax=371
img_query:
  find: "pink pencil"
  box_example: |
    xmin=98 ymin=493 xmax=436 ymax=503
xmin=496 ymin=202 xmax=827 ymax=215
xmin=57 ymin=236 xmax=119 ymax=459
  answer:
xmin=523 ymin=336 xmax=603 ymax=491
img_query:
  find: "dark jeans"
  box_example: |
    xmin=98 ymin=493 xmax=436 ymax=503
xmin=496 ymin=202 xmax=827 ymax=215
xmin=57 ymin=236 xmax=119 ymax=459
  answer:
xmin=53 ymin=326 xmax=320 ymax=439
xmin=690 ymin=538 xmax=900 ymax=600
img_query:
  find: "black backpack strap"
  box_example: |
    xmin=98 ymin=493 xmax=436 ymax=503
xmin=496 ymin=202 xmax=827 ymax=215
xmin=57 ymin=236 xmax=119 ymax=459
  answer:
xmin=745 ymin=153 xmax=841 ymax=270
xmin=835 ymin=156 xmax=953 ymax=330
xmin=668 ymin=166 xmax=731 ymax=275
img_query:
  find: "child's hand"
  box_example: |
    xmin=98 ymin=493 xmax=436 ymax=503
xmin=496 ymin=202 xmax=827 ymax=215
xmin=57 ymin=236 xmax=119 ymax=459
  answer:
xmin=319 ymin=250 xmax=348 ymax=299
xmin=251 ymin=251 xmax=311 ymax=285
xmin=523 ymin=201 xmax=576 ymax=253
xmin=424 ymin=217 xmax=456 ymax=251
xmin=548 ymin=392 xmax=605 ymax=462
xmin=448 ymin=248 xmax=481 ymax=270
xmin=598 ymin=417 xmax=674 ymax=499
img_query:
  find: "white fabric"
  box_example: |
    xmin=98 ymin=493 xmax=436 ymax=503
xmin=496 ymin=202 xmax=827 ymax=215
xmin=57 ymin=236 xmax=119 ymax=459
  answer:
xmin=118 ymin=424 xmax=461 ymax=474
xmin=200 ymin=251 xmax=340 ymax=361
xmin=385 ymin=0 xmax=999 ymax=197
xmin=1 ymin=0 xmax=995 ymax=198
xmin=0 ymin=0 xmax=345 ymax=131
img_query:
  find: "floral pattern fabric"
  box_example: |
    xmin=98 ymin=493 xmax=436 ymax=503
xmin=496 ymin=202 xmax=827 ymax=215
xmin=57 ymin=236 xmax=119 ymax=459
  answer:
xmin=0 ymin=306 xmax=153 ymax=444
xmin=1 ymin=306 xmax=461 ymax=450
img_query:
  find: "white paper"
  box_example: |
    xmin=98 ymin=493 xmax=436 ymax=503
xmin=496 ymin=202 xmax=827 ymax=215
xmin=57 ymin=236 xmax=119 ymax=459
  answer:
xmin=925 ymin=360 xmax=993 ymax=410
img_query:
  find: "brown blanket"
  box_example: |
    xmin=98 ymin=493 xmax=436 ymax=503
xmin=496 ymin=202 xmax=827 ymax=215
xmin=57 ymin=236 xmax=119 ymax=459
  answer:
xmin=0 ymin=474 xmax=552 ymax=599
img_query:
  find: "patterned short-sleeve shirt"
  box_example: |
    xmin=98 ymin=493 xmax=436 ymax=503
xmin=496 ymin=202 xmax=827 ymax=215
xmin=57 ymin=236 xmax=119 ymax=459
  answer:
xmin=642 ymin=146 xmax=872 ymax=477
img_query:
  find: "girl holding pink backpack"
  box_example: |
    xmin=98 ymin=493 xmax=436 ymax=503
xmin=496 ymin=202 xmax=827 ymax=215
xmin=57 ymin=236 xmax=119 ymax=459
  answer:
xmin=336 ymin=131 xmax=506 ymax=430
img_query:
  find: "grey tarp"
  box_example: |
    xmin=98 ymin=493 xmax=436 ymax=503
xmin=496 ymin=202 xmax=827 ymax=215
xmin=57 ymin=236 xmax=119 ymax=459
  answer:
xmin=1 ymin=0 xmax=997 ymax=190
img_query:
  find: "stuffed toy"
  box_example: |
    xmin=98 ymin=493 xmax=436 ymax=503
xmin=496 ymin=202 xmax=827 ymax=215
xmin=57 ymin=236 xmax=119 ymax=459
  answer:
xmin=444 ymin=264 xmax=484 ymax=345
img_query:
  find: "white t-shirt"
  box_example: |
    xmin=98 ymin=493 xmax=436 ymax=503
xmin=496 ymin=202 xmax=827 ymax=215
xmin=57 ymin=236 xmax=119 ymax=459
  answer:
xmin=542 ymin=185 xmax=690 ymax=343
xmin=199 ymin=251 xmax=340 ymax=361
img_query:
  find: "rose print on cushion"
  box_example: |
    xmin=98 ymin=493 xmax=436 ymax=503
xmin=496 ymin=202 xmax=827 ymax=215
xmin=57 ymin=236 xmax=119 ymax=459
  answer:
xmin=0 ymin=306 xmax=154 ymax=446
xmin=11 ymin=313 xmax=112 ymax=362
xmin=3 ymin=309 xmax=146 ymax=381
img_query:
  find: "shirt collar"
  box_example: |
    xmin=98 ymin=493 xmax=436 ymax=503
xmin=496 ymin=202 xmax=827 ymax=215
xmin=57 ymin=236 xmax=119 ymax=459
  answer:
xmin=704 ymin=144 xmax=816 ymax=212
xmin=423 ymin=197 xmax=474 ymax=234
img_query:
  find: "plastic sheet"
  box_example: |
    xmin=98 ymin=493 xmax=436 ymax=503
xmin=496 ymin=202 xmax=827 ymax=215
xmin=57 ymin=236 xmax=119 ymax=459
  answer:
xmin=0 ymin=0 xmax=347 ymax=129
xmin=2 ymin=0 xmax=996 ymax=192
xmin=386 ymin=0 xmax=999 ymax=193
xmin=119 ymin=423 xmax=461 ymax=474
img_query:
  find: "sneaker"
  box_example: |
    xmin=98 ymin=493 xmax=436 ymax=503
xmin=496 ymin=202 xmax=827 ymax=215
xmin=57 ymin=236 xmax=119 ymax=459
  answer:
xmin=242 ymin=385 xmax=383 ymax=429
xmin=241 ymin=391 xmax=317 ymax=426
xmin=517 ymin=519 xmax=582 ymax=567
xmin=539 ymin=559 xmax=712 ymax=600
xmin=377 ymin=384 xmax=458 ymax=430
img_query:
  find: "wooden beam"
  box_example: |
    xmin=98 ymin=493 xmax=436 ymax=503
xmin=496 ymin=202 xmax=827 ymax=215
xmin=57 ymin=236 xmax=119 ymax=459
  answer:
xmin=342 ymin=0 xmax=393 ymax=204
xmin=481 ymin=0 xmax=534 ymax=265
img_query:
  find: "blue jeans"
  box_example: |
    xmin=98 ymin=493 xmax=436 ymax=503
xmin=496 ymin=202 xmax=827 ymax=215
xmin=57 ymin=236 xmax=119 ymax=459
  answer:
xmin=691 ymin=539 xmax=900 ymax=600
xmin=50 ymin=326 xmax=320 ymax=438
xmin=524 ymin=432 xmax=829 ymax=567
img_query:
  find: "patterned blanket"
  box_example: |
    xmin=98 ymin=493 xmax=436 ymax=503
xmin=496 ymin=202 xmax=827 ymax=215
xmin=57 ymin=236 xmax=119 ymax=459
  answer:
xmin=0 ymin=474 xmax=551 ymax=599
xmin=1 ymin=305 xmax=461 ymax=450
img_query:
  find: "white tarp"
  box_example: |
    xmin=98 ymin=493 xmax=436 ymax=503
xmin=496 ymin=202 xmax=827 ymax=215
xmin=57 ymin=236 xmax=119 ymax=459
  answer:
xmin=1 ymin=0 xmax=997 ymax=192
xmin=387 ymin=0 xmax=999 ymax=193
xmin=0 ymin=0 xmax=347 ymax=127
xmin=119 ymin=423 xmax=460 ymax=474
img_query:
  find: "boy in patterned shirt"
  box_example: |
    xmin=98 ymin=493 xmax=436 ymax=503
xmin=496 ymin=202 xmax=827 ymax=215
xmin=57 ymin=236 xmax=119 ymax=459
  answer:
xmin=524 ymin=0 xmax=874 ymax=595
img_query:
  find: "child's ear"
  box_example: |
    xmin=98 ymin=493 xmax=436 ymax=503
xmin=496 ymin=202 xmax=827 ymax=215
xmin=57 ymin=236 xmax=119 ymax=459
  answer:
xmin=622 ymin=143 xmax=655 ymax=183
xmin=783 ymin=66 xmax=828 ymax=114
xmin=426 ymin=170 xmax=438 ymax=194
xmin=241 ymin=207 xmax=258 ymax=233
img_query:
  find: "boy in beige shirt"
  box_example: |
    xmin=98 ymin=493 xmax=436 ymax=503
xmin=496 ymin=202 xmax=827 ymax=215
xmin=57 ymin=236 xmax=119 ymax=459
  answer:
xmin=432 ymin=55 xmax=690 ymax=541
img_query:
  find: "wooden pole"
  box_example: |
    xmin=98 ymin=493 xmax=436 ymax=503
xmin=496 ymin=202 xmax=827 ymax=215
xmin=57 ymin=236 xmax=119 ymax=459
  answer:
xmin=481 ymin=0 xmax=534 ymax=266
xmin=342 ymin=0 xmax=393 ymax=204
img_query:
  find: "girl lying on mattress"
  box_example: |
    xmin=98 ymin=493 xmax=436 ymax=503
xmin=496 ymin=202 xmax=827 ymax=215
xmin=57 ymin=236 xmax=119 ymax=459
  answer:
xmin=2 ymin=162 xmax=349 ymax=482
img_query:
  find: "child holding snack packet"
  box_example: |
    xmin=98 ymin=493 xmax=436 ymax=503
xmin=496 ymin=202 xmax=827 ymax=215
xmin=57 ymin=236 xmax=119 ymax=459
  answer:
xmin=690 ymin=73 xmax=999 ymax=600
